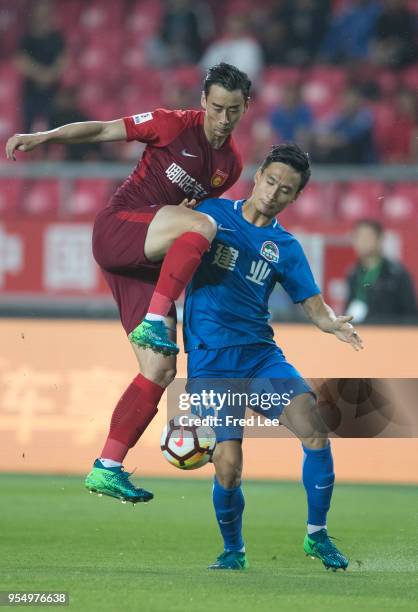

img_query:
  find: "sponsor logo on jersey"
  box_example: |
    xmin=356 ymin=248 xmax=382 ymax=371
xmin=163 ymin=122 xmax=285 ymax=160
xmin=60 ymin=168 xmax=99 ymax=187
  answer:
xmin=260 ymin=241 xmax=279 ymax=263
xmin=132 ymin=112 xmax=153 ymax=124
xmin=165 ymin=162 xmax=209 ymax=199
xmin=211 ymin=169 xmax=229 ymax=188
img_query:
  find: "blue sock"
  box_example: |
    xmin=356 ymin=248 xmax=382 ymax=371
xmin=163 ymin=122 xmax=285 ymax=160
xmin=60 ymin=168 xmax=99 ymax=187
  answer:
xmin=302 ymin=442 xmax=334 ymax=528
xmin=212 ymin=477 xmax=245 ymax=552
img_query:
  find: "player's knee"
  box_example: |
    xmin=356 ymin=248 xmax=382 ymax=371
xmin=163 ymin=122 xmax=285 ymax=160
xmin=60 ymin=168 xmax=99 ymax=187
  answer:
xmin=301 ymin=436 xmax=329 ymax=450
xmin=142 ymin=366 xmax=176 ymax=388
xmin=216 ymin=466 xmax=242 ymax=489
xmin=188 ymin=212 xmax=217 ymax=241
xmin=214 ymin=453 xmax=242 ymax=488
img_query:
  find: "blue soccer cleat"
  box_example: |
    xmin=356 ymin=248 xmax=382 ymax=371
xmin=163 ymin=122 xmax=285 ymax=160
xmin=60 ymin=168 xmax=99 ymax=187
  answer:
xmin=304 ymin=529 xmax=349 ymax=571
xmin=208 ymin=551 xmax=248 ymax=570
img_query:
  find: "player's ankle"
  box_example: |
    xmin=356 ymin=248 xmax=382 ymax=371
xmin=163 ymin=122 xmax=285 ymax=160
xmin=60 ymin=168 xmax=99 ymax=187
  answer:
xmin=145 ymin=313 xmax=167 ymax=323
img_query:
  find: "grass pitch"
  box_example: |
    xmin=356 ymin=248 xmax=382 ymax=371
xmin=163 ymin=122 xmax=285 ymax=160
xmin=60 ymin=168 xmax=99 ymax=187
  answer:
xmin=1 ymin=474 xmax=417 ymax=611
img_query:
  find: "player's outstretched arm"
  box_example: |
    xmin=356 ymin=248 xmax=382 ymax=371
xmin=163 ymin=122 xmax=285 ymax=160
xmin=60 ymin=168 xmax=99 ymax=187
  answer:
xmin=302 ymin=294 xmax=364 ymax=351
xmin=5 ymin=119 xmax=127 ymax=160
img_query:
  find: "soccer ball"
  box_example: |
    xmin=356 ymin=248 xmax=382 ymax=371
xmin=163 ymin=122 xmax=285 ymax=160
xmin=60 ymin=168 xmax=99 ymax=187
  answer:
xmin=160 ymin=416 xmax=216 ymax=470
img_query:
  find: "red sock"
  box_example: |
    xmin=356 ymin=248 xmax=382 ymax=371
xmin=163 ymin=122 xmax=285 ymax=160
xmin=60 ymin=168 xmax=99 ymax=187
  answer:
xmin=100 ymin=374 xmax=165 ymax=462
xmin=148 ymin=232 xmax=211 ymax=316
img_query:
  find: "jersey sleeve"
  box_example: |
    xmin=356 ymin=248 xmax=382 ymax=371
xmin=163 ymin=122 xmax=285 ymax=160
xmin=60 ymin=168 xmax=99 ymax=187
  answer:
xmin=279 ymin=240 xmax=320 ymax=303
xmin=123 ymin=108 xmax=187 ymax=147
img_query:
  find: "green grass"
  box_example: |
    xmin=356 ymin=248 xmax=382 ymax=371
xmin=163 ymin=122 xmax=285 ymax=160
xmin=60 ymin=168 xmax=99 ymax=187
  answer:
xmin=1 ymin=475 xmax=417 ymax=612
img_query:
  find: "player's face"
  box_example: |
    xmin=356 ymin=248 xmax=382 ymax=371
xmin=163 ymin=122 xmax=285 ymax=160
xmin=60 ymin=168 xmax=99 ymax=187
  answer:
xmin=352 ymin=225 xmax=382 ymax=259
xmin=251 ymin=162 xmax=301 ymax=218
xmin=202 ymin=85 xmax=248 ymax=139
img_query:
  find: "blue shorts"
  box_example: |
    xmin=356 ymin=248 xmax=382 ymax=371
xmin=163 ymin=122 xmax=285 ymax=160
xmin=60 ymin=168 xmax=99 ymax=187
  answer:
xmin=186 ymin=343 xmax=313 ymax=442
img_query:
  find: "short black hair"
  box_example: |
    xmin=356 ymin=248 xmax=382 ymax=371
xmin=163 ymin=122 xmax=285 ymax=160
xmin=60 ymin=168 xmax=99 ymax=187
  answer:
xmin=203 ymin=62 xmax=251 ymax=101
xmin=260 ymin=143 xmax=311 ymax=193
xmin=353 ymin=218 xmax=383 ymax=236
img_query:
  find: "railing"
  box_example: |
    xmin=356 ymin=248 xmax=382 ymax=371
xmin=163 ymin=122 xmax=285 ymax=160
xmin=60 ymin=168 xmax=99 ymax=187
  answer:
xmin=1 ymin=162 xmax=417 ymax=181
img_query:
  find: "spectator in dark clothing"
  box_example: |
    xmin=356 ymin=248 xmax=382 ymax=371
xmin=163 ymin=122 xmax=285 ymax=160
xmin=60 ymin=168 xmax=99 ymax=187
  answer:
xmin=15 ymin=0 xmax=65 ymax=132
xmin=152 ymin=0 xmax=214 ymax=67
xmin=49 ymin=88 xmax=102 ymax=161
xmin=312 ymin=88 xmax=375 ymax=164
xmin=345 ymin=219 xmax=418 ymax=324
xmin=259 ymin=19 xmax=289 ymax=65
xmin=270 ymin=83 xmax=313 ymax=149
xmin=259 ymin=0 xmax=331 ymax=66
xmin=320 ymin=0 xmax=380 ymax=64
xmin=370 ymin=0 xmax=417 ymax=69
xmin=279 ymin=0 xmax=332 ymax=66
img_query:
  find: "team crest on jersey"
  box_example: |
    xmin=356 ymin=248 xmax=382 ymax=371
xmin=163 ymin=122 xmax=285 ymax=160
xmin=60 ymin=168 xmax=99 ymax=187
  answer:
xmin=132 ymin=112 xmax=153 ymax=124
xmin=260 ymin=241 xmax=279 ymax=263
xmin=211 ymin=169 xmax=229 ymax=188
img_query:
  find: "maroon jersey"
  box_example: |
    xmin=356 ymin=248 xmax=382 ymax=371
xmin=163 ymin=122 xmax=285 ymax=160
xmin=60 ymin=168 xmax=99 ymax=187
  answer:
xmin=110 ymin=109 xmax=243 ymax=209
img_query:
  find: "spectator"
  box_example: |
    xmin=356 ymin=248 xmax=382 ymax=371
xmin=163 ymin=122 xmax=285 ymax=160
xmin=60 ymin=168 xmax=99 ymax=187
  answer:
xmin=320 ymin=0 xmax=380 ymax=64
xmin=258 ymin=19 xmax=289 ymax=66
xmin=15 ymin=0 xmax=66 ymax=132
xmin=49 ymin=87 xmax=103 ymax=161
xmin=377 ymin=89 xmax=418 ymax=164
xmin=370 ymin=0 xmax=417 ymax=69
xmin=150 ymin=0 xmax=214 ymax=67
xmin=278 ymin=0 xmax=332 ymax=66
xmin=312 ymin=88 xmax=375 ymax=164
xmin=270 ymin=82 xmax=313 ymax=150
xmin=200 ymin=15 xmax=263 ymax=84
xmin=345 ymin=219 xmax=418 ymax=324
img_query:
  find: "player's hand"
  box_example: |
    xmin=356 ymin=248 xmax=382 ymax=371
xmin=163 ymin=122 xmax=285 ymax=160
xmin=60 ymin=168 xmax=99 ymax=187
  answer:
xmin=5 ymin=133 xmax=45 ymax=161
xmin=331 ymin=315 xmax=364 ymax=351
xmin=179 ymin=198 xmax=197 ymax=209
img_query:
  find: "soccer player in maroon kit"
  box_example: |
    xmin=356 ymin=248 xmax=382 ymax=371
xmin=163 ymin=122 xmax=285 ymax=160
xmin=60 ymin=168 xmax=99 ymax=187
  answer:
xmin=6 ymin=63 xmax=250 ymax=502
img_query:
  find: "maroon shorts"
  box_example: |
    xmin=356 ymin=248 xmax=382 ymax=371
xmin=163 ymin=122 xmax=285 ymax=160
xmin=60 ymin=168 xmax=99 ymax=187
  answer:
xmin=92 ymin=205 xmax=176 ymax=334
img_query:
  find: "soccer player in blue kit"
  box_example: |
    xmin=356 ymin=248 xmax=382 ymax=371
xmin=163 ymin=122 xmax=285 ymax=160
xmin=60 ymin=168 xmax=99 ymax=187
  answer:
xmin=183 ymin=144 xmax=363 ymax=571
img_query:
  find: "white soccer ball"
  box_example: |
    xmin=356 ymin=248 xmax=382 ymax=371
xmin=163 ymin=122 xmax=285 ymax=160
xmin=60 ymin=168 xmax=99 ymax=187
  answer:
xmin=160 ymin=415 xmax=216 ymax=470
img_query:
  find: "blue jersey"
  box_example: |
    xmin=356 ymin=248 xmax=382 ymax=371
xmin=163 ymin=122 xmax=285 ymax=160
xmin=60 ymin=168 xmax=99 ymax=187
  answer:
xmin=183 ymin=198 xmax=320 ymax=352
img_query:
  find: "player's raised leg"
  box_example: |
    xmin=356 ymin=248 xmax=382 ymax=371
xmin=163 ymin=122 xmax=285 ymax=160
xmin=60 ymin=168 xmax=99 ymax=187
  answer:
xmin=85 ymin=319 xmax=177 ymax=503
xmin=129 ymin=205 xmax=217 ymax=355
xmin=208 ymin=440 xmax=248 ymax=570
xmin=280 ymin=393 xmax=349 ymax=571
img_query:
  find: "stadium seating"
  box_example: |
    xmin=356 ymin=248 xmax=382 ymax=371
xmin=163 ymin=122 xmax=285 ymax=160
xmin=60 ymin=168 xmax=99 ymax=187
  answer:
xmin=0 ymin=0 xmax=416 ymax=228
xmin=303 ymin=67 xmax=347 ymax=118
xmin=0 ymin=178 xmax=23 ymax=216
xmin=67 ymin=179 xmax=111 ymax=217
xmin=381 ymin=184 xmax=418 ymax=224
xmin=22 ymin=180 xmax=60 ymax=216
xmin=337 ymin=182 xmax=386 ymax=221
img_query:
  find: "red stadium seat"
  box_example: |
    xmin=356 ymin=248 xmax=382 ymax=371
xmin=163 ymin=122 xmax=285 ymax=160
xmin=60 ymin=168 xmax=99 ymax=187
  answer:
xmin=0 ymin=3 xmax=23 ymax=56
xmin=259 ymin=67 xmax=302 ymax=109
xmin=401 ymin=66 xmax=418 ymax=91
xmin=127 ymin=0 xmax=163 ymax=39
xmin=303 ymin=67 xmax=347 ymax=118
xmin=0 ymin=178 xmax=23 ymax=216
xmin=55 ymin=0 xmax=83 ymax=32
xmin=78 ymin=2 xmax=123 ymax=33
xmin=337 ymin=182 xmax=386 ymax=221
xmin=292 ymin=183 xmax=332 ymax=221
xmin=77 ymin=39 xmax=120 ymax=85
xmin=374 ymin=70 xmax=399 ymax=96
xmin=0 ymin=62 xmax=20 ymax=103
xmin=78 ymin=82 xmax=109 ymax=117
xmin=381 ymin=184 xmax=418 ymax=224
xmin=67 ymin=179 xmax=111 ymax=217
xmin=22 ymin=180 xmax=60 ymax=216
